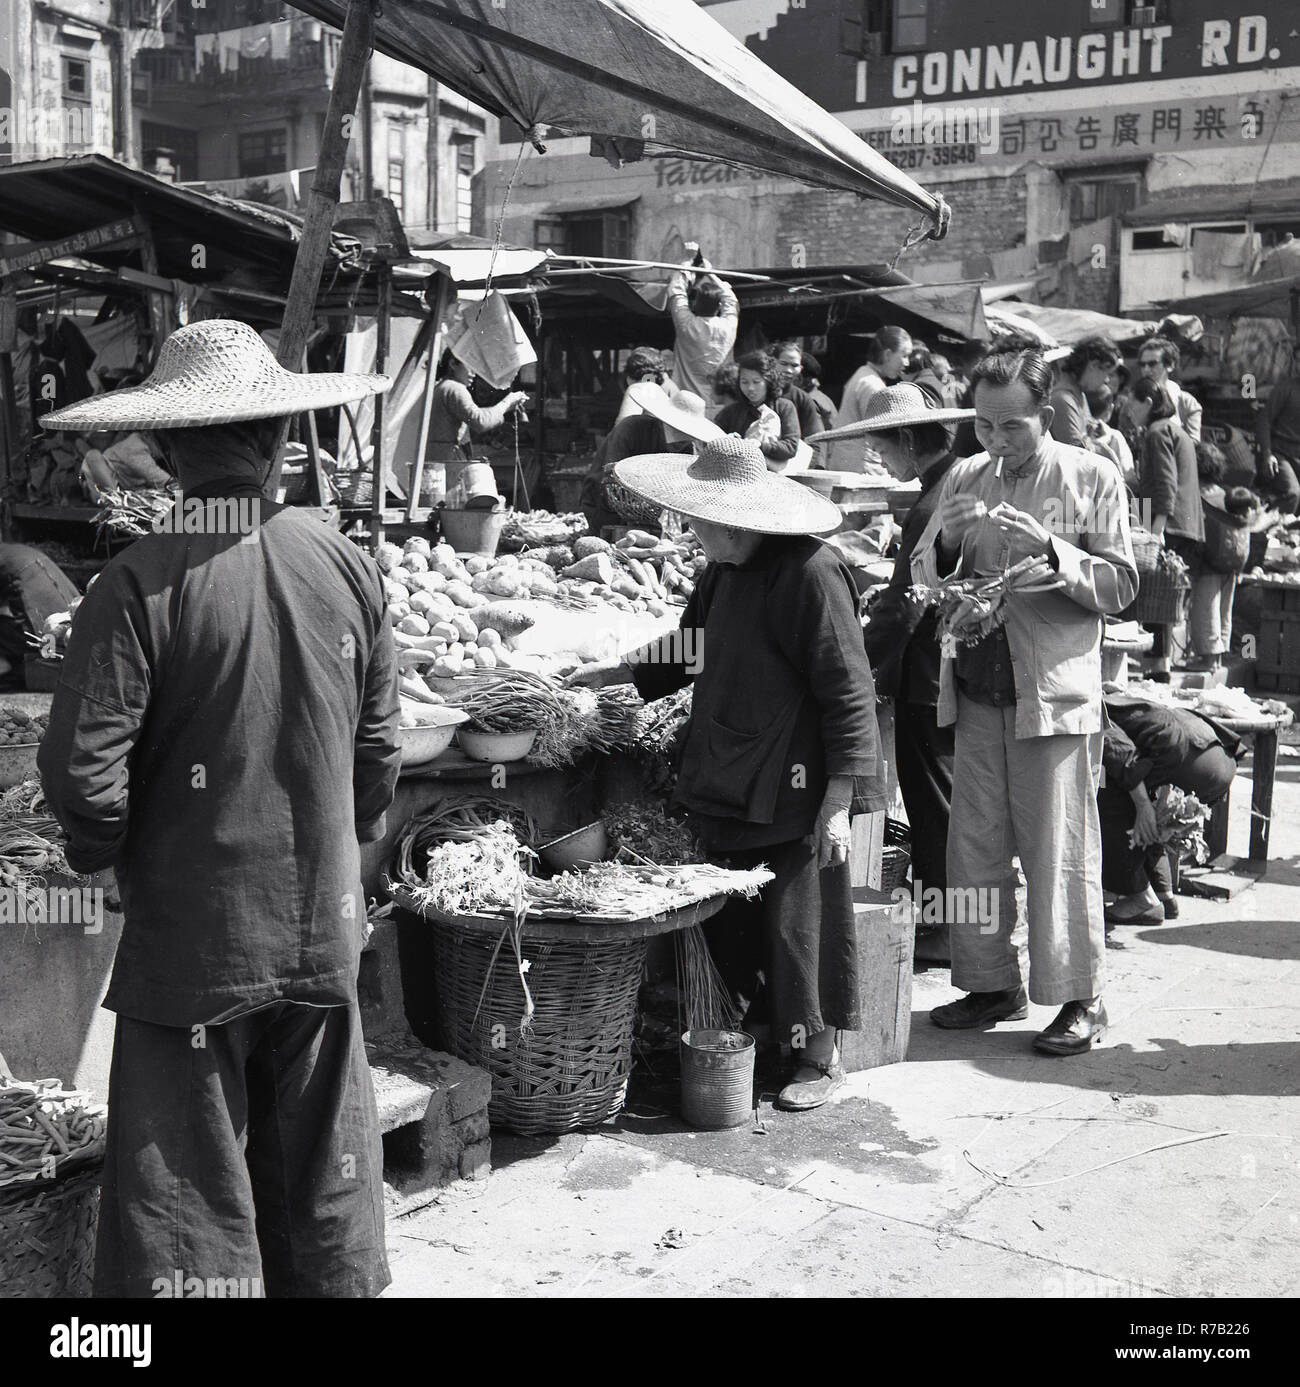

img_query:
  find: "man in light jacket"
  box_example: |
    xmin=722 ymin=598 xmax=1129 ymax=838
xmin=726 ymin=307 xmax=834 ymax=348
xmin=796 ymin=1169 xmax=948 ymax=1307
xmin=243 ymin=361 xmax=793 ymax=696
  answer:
xmin=913 ymin=350 xmax=1137 ymax=1055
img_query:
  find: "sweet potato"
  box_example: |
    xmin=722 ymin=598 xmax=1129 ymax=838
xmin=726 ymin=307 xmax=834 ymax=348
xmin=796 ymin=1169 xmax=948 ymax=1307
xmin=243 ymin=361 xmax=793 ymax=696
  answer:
xmin=572 ymin=536 xmax=611 ymax=560
xmin=562 ymin=553 xmax=615 ymax=585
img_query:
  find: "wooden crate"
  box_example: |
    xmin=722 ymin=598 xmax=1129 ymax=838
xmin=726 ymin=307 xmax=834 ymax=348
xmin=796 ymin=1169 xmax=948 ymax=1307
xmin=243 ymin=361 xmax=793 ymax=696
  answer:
xmin=1256 ymin=613 xmax=1300 ymax=675
xmin=1259 ymin=584 xmax=1300 ymax=616
xmin=1255 ymin=668 xmax=1300 ymax=694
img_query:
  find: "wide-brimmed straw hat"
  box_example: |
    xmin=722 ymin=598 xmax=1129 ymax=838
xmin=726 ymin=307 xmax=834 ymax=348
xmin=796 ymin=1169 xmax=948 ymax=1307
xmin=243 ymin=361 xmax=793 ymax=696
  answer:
xmin=614 ymin=435 xmax=841 ymax=535
xmin=39 ymin=319 xmax=390 ymax=432
xmin=811 ymin=381 xmax=973 ymax=445
xmin=625 ymin=380 xmax=724 ymax=443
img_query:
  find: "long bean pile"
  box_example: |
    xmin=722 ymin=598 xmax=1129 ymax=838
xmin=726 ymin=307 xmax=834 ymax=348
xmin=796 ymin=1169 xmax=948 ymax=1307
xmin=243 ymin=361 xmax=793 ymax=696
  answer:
xmin=908 ymin=554 xmax=1064 ymax=648
xmin=0 ymin=1077 xmax=106 ymax=1191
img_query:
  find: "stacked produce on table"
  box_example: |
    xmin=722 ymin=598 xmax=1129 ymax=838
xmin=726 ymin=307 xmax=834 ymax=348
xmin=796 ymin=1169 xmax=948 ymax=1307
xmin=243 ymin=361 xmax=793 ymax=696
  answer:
xmin=378 ymin=527 xmax=706 ymax=764
xmin=392 ymin=794 xmax=769 ymax=923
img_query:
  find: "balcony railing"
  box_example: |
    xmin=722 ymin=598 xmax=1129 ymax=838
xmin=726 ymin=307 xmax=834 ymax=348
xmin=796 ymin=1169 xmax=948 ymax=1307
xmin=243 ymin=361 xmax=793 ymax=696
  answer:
xmin=136 ymin=33 xmax=340 ymax=92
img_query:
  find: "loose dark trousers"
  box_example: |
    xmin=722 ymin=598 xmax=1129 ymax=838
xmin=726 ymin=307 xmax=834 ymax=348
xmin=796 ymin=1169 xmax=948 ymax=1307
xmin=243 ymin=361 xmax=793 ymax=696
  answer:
xmin=93 ymin=1001 xmax=389 ymax=1299
xmin=893 ymin=700 xmax=955 ymax=902
xmin=703 ymin=835 xmax=859 ymax=1047
xmin=1098 ymin=744 xmax=1237 ymax=897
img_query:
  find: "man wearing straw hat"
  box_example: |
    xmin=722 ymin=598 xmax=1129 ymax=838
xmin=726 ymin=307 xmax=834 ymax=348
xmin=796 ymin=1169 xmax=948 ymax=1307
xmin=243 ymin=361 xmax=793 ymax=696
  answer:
xmin=36 ymin=320 xmax=400 ymax=1297
xmin=812 ymin=377 xmax=976 ymax=963
xmin=569 ymin=435 xmax=885 ymax=1110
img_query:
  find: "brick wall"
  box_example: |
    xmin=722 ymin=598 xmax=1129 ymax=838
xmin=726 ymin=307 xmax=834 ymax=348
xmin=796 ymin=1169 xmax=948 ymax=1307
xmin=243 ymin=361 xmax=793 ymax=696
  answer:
xmin=774 ymin=174 xmax=1028 ymax=275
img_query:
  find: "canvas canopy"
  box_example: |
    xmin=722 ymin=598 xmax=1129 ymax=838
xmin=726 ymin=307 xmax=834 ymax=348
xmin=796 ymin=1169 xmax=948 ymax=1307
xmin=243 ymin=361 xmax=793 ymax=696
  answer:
xmin=290 ymin=0 xmax=948 ymax=229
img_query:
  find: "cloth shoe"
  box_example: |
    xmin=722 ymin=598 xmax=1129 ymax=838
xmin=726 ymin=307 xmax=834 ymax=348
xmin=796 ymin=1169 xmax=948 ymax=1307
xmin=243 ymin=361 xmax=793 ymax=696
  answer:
xmin=1159 ymin=893 xmax=1180 ymax=919
xmin=1104 ymin=901 xmax=1164 ymax=925
xmin=775 ymin=1058 xmax=844 ymax=1112
xmin=929 ymin=987 xmax=1028 ymax=1030
xmin=1033 ymin=999 xmax=1108 ymax=1055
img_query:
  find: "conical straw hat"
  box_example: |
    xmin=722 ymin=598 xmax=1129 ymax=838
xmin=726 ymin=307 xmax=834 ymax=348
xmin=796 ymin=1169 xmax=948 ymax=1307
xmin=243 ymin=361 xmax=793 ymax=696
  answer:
xmin=811 ymin=380 xmax=973 ymax=444
xmin=614 ymin=436 xmax=841 ymax=535
xmin=40 ymin=319 xmax=390 ymax=432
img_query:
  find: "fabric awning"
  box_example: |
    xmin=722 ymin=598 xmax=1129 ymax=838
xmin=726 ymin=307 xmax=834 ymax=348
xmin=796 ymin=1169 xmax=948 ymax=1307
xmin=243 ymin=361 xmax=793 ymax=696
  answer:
xmin=984 ymin=298 xmax=1158 ymax=345
xmin=1156 ymin=274 xmax=1300 ymax=322
xmin=289 ymin=0 xmax=948 ymax=230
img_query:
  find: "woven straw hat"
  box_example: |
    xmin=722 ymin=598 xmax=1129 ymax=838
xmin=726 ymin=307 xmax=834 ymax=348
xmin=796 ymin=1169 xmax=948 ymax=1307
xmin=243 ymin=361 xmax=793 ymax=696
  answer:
xmin=39 ymin=319 xmax=390 ymax=432
xmin=614 ymin=435 xmax=841 ymax=535
xmin=811 ymin=381 xmax=973 ymax=445
xmin=625 ymin=381 xmax=724 ymax=443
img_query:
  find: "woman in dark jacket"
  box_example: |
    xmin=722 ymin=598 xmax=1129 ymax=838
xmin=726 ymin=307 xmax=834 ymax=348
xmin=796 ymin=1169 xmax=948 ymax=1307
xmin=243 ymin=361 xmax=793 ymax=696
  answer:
xmin=1130 ymin=377 xmax=1204 ymax=675
xmin=813 ymin=377 xmax=976 ymax=963
xmin=570 ymin=436 xmax=885 ymax=1111
xmin=713 ymin=350 xmax=801 ymax=466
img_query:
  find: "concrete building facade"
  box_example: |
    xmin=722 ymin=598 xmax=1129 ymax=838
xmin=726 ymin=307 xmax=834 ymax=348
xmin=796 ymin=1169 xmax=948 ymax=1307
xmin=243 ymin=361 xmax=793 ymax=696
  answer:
xmin=476 ymin=1 xmax=1300 ymax=313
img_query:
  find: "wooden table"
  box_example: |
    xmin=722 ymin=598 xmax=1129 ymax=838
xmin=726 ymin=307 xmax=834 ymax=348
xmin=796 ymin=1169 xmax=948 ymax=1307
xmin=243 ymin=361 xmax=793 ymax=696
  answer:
xmin=1182 ymin=708 xmax=1291 ymax=897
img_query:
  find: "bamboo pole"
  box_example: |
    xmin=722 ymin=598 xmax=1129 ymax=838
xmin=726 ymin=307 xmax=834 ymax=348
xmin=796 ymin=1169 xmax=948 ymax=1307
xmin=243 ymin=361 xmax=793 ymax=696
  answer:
xmin=544 ymin=255 xmax=771 ymax=282
xmin=268 ymin=0 xmax=374 ymax=500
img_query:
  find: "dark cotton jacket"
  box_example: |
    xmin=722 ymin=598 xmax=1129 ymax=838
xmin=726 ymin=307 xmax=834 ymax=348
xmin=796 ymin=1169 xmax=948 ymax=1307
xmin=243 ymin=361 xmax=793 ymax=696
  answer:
xmin=631 ymin=535 xmax=885 ymax=851
xmin=1100 ymin=696 xmax=1242 ymax=794
xmin=37 ymin=480 xmax=401 ymax=1028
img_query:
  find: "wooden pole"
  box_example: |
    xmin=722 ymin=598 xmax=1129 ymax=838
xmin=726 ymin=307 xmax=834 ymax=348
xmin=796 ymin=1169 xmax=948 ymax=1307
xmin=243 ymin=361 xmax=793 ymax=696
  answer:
xmin=407 ymin=275 xmax=452 ymax=522
xmin=268 ymin=0 xmax=374 ymax=499
xmin=369 ymin=263 xmax=392 ymax=548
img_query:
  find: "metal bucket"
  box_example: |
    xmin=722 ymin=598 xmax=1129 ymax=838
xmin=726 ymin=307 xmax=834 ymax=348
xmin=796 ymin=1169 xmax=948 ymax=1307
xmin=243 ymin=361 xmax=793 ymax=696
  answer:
xmin=680 ymin=1029 xmax=755 ymax=1130
xmin=437 ymin=507 xmax=509 ymax=557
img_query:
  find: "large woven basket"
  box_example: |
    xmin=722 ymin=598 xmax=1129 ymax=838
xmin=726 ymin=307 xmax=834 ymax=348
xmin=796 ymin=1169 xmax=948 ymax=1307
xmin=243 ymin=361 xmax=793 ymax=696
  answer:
xmin=431 ymin=925 xmax=649 ymax=1135
xmin=0 ymin=1165 xmax=101 ymax=1298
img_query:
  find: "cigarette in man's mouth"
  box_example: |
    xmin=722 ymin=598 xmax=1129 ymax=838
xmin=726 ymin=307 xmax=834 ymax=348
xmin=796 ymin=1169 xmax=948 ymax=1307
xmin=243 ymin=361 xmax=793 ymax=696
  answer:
xmin=994 ymin=456 xmax=1004 ymax=478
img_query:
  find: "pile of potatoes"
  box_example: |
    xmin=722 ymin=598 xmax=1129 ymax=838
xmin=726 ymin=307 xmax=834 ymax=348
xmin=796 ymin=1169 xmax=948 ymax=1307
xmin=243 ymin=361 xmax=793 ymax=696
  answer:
xmin=0 ymin=706 xmax=48 ymax=746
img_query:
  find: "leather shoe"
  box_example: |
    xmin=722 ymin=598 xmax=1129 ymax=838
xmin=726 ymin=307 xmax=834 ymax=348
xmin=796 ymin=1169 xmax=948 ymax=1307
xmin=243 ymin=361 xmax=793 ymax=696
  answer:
xmin=930 ymin=987 xmax=1028 ymax=1030
xmin=1159 ymin=893 xmax=1180 ymax=920
xmin=1033 ymin=999 xmax=1108 ymax=1055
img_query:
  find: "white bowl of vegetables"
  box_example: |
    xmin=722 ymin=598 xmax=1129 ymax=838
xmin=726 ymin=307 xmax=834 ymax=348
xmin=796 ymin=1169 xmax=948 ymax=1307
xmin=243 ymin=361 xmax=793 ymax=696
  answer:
xmin=397 ymin=704 xmax=469 ymax=767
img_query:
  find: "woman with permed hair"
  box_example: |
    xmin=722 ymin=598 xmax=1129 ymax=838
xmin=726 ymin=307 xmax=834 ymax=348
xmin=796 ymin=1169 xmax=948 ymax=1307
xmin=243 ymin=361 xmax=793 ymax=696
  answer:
xmin=713 ymin=349 xmax=802 ymax=467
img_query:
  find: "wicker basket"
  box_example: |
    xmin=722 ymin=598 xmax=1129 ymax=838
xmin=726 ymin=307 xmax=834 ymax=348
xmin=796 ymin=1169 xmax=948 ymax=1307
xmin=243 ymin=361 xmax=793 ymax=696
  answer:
xmin=881 ymin=817 xmax=912 ymax=891
xmin=431 ymin=925 xmax=649 ymax=1135
xmin=601 ymin=475 xmax=662 ymax=528
xmin=0 ymin=1165 xmax=101 ymax=1298
xmin=1135 ymin=546 xmax=1191 ymax=625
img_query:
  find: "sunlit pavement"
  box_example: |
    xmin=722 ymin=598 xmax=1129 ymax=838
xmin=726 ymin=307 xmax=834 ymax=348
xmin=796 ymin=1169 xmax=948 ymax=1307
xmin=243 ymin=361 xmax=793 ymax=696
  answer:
xmin=383 ymin=722 xmax=1300 ymax=1298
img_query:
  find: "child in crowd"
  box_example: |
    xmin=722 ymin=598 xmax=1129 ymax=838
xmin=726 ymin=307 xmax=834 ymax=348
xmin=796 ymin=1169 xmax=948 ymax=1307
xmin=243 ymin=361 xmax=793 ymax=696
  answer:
xmin=1189 ymin=441 xmax=1255 ymax=671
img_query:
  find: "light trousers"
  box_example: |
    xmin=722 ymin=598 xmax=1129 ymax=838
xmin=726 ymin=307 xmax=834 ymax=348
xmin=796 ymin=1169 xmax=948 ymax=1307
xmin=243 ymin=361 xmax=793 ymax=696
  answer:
xmin=947 ymin=695 xmax=1106 ymax=1006
xmin=1190 ymin=571 xmax=1237 ymax=657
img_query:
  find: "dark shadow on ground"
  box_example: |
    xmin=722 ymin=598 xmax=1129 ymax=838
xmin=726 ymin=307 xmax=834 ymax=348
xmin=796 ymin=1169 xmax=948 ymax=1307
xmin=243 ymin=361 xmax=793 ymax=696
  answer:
xmin=1133 ymin=917 xmax=1299 ymax=961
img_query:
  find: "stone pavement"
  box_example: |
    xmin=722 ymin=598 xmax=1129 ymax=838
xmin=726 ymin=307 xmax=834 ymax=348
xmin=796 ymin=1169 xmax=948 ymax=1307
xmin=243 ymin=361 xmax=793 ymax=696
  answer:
xmin=382 ymin=736 xmax=1300 ymax=1299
